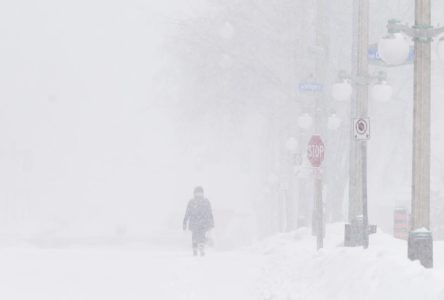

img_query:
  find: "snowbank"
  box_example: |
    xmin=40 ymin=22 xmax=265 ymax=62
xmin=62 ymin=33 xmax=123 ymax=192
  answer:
xmin=255 ymin=224 xmax=444 ymax=300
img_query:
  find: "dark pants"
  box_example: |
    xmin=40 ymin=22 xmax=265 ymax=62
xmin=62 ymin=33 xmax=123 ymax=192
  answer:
xmin=192 ymin=230 xmax=206 ymax=250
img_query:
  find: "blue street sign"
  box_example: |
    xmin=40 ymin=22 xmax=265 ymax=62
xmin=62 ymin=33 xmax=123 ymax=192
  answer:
xmin=368 ymin=45 xmax=381 ymax=61
xmin=299 ymin=82 xmax=324 ymax=93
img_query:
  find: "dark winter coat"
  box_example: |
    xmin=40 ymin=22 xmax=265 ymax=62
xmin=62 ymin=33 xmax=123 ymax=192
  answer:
xmin=183 ymin=197 xmax=214 ymax=232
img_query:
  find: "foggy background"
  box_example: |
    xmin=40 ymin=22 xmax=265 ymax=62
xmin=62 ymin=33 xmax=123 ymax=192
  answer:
xmin=0 ymin=0 xmax=443 ymax=246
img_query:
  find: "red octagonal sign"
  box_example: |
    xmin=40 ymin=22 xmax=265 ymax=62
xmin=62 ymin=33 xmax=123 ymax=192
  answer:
xmin=307 ymin=135 xmax=325 ymax=168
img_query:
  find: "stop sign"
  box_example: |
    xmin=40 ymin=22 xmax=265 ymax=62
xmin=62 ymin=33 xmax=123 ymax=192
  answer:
xmin=307 ymin=135 xmax=325 ymax=168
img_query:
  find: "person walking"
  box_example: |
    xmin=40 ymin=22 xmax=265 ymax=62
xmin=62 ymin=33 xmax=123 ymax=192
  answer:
xmin=183 ymin=186 xmax=214 ymax=256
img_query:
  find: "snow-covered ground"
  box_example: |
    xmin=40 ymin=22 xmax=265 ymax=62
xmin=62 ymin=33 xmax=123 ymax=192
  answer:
xmin=0 ymin=225 xmax=443 ymax=300
xmin=256 ymin=224 xmax=444 ymax=300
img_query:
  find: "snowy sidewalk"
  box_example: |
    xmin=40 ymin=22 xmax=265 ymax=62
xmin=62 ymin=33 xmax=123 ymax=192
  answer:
xmin=0 ymin=226 xmax=443 ymax=300
xmin=0 ymin=246 xmax=264 ymax=300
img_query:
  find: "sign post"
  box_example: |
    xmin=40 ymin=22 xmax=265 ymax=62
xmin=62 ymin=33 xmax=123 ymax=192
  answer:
xmin=307 ymin=135 xmax=325 ymax=249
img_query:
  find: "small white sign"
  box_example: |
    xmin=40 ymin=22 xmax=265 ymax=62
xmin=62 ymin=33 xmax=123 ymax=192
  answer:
xmin=354 ymin=118 xmax=370 ymax=140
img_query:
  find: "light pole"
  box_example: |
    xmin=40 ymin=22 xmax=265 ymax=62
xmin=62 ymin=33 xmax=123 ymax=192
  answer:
xmin=332 ymin=69 xmax=393 ymax=248
xmin=351 ymin=0 xmax=369 ymax=249
xmin=296 ymin=0 xmax=329 ymax=249
xmin=325 ymin=112 xmax=343 ymax=222
xmin=312 ymin=0 xmax=328 ymax=251
xmin=285 ymin=137 xmax=299 ymax=231
xmin=329 ymin=0 xmax=371 ymax=248
xmin=378 ymin=1 xmax=444 ymax=268
xmin=331 ymin=72 xmax=353 ymax=102
xmin=267 ymin=172 xmax=280 ymax=233
xmin=332 ymin=71 xmax=392 ymax=103
xmin=296 ymin=113 xmax=313 ymax=228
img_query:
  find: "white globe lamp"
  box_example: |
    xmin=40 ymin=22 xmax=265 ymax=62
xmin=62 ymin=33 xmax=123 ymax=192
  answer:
xmin=327 ymin=114 xmax=342 ymax=131
xmin=297 ymin=113 xmax=313 ymax=130
xmin=371 ymin=81 xmax=393 ymax=102
xmin=285 ymin=137 xmax=298 ymax=154
xmin=331 ymin=80 xmax=353 ymax=102
xmin=378 ymin=33 xmax=410 ymax=66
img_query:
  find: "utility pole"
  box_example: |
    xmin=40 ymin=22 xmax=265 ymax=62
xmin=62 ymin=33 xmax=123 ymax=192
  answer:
xmin=346 ymin=0 xmax=369 ymax=248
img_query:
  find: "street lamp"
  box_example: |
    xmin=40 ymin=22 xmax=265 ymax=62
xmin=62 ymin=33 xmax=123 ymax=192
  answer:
xmin=332 ymin=71 xmax=391 ymax=248
xmin=285 ymin=137 xmax=299 ymax=232
xmin=327 ymin=113 xmax=341 ymax=131
xmin=331 ymin=73 xmax=352 ymax=102
xmin=297 ymin=113 xmax=313 ymax=130
xmin=332 ymin=71 xmax=393 ymax=103
xmin=340 ymin=0 xmax=372 ymax=249
xmin=378 ymin=31 xmax=411 ymax=66
xmin=371 ymin=72 xmax=393 ymax=102
xmin=285 ymin=137 xmax=298 ymax=154
xmin=371 ymin=81 xmax=393 ymax=102
xmin=379 ymin=8 xmax=444 ymax=268
xmin=267 ymin=172 xmax=280 ymax=233
xmin=380 ymin=19 xmax=444 ymax=67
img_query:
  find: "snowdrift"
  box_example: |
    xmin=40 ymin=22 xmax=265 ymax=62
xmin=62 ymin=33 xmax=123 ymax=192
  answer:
xmin=255 ymin=224 xmax=444 ymax=300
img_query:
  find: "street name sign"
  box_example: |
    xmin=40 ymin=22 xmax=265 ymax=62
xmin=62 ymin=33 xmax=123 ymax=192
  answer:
xmin=299 ymin=82 xmax=324 ymax=93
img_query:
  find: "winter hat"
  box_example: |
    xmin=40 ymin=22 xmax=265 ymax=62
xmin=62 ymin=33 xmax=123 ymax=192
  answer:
xmin=194 ymin=186 xmax=204 ymax=195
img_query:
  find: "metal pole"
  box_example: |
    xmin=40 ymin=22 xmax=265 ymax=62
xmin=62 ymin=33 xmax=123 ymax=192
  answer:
xmin=286 ymin=162 xmax=297 ymax=231
xmin=357 ymin=0 xmax=369 ymax=249
xmin=346 ymin=0 xmax=369 ymax=248
xmin=362 ymin=142 xmax=369 ymax=248
xmin=348 ymin=0 xmax=359 ymax=224
xmin=315 ymin=174 xmax=323 ymax=249
xmin=355 ymin=0 xmax=369 ymax=223
xmin=407 ymin=0 xmax=433 ymax=268
xmin=314 ymin=0 xmax=328 ymax=250
xmin=412 ymin=0 xmax=431 ymax=232
xmin=298 ymin=130 xmax=309 ymax=228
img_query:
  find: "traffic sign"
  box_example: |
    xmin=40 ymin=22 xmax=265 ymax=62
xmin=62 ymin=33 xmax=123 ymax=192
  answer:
xmin=307 ymin=135 xmax=325 ymax=168
xmin=299 ymin=82 xmax=324 ymax=93
xmin=354 ymin=118 xmax=370 ymax=140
